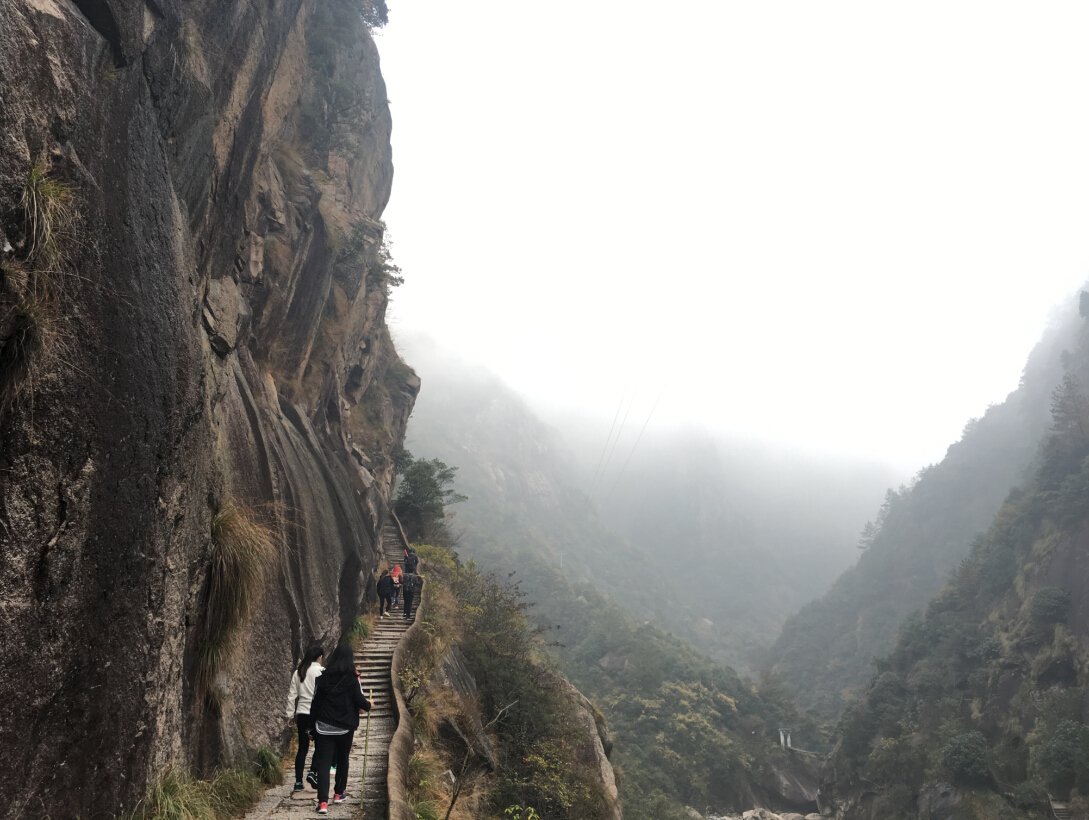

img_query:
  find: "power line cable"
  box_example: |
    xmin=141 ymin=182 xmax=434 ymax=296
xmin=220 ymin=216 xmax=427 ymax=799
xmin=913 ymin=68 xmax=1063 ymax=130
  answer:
xmin=585 ymin=385 xmax=628 ymax=505
xmin=591 ymin=388 xmax=637 ymax=505
xmin=599 ymin=391 xmax=663 ymax=513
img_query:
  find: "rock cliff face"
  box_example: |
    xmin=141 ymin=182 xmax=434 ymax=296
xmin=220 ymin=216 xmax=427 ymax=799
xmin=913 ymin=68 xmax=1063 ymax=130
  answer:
xmin=0 ymin=1 xmax=415 ymax=818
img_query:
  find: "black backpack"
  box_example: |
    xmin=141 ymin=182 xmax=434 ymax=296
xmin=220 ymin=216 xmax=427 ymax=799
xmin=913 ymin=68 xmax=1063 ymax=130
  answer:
xmin=404 ymin=551 xmax=419 ymax=573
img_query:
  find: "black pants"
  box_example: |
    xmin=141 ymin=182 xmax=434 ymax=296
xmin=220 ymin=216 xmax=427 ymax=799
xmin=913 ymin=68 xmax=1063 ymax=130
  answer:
xmin=312 ymin=729 xmax=354 ymax=802
xmin=379 ymin=593 xmax=392 ymax=614
xmin=403 ymin=587 xmax=414 ymax=619
xmin=294 ymin=713 xmax=315 ymax=783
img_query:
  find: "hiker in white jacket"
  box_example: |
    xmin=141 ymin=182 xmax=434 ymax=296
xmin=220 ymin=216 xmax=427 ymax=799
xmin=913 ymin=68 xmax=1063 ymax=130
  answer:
xmin=286 ymin=644 xmax=324 ymax=792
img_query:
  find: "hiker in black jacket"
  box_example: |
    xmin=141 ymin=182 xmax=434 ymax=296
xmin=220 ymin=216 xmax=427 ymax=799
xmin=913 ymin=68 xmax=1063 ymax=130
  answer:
xmin=376 ymin=569 xmax=394 ymax=617
xmin=403 ymin=572 xmax=420 ymax=621
xmin=309 ymin=642 xmax=371 ymax=813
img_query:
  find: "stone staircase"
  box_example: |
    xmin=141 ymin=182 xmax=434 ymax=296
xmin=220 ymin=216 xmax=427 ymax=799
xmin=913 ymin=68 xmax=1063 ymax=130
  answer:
xmin=1051 ymin=795 xmax=1071 ymax=820
xmin=242 ymin=515 xmax=414 ymax=819
xmin=357 ymin=518 xmax=413 ymax=816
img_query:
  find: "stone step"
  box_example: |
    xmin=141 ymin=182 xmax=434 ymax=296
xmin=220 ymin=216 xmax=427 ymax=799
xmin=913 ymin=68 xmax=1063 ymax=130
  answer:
xmin=243 ymin=589 xmax=424 ymax=820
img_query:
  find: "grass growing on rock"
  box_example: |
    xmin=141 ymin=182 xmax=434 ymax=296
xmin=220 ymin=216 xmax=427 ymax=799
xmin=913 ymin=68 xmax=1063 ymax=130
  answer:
xmin=128 ymin=759 xmax=274 ymax=820
xmin=22 ymin=158 xmax=77 ymax=279
xmin=0 ymin=296 xmax=51 ymax=411
xmin=395 ymin=547 xmax=613 ymax=820
xmin=254 ymin=747 xmax=281 ymax=786
xmin=345 ymin=613 xmax=373 ymax=651
xmin=406 ymin=749 xmax=445 ymax=820
xmin=196 ymin=498 xmax=278 ymax=706
xmin=1 ymin=160 xmax=79 ymax=414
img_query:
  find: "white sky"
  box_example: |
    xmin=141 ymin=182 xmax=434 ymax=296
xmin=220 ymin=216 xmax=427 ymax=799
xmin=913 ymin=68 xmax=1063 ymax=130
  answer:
xmin=376 ymin=1 xmax=1089 ymax=472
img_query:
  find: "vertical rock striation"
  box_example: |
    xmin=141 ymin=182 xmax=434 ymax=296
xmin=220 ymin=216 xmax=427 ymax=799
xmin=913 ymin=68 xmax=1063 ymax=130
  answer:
xmin=0 ymin=1 xmax=414 ymax=817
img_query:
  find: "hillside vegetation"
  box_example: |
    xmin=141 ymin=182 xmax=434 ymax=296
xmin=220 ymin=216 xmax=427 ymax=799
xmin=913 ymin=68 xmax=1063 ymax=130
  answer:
xmin=767 ymin=299 xmax=1079 ymax=717
xmin=390 ymin=442 xmax=825 ymax=817
xmin=397 ymin=333 xmax=896 ymax=668
xmin=516 ymin=557 xmax=825 ymax=819
xmin=819 ymin=297 xmax=1089 ymax=819
xmin=392 ymin=549 xmax=620 ymax=820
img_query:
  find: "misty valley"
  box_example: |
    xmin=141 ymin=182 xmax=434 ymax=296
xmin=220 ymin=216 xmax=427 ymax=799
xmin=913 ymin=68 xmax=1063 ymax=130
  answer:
xmin=3 ymin=2 xmax=1089 ymax=820
xmin=391 ymin=295 xmax=1089 ymax=820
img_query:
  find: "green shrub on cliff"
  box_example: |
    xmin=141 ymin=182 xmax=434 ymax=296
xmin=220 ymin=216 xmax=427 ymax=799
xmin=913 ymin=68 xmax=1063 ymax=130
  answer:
xmin=942 ymin=732 xmax=991 ymax=785
xmin=399 ymin=545 xmax=613 ymax=819
xmin=1036 ymin=720 xmax=1089 ymax=792
xmin=393 ymin=448 xmax=466 ymax=545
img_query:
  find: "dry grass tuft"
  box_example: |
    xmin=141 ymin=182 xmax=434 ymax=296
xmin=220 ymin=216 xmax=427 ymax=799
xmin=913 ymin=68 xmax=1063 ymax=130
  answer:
xmin=407 ymin=748 xmax=446 ymax=808
xmin=0 ymin=160 xmax=80 ymax=416
xmin=21 ymin=158 xmax=77 ymax=286
xmin=127 ymin=765 xmax=267 ymax=820
xmin=0 ymin=298 xmax=51 ymax=411
xmin=134 ymin=769 xmax=216 ymax=820
xmin=196 ymin=498 xmax=279 ymax=704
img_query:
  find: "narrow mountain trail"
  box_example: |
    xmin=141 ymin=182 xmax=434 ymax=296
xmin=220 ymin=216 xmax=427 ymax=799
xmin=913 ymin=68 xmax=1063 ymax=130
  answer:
xmin=1051 ymin=795 xmax=1071 ymax=820
xmin=243 ymin=518 xmax=415 ymax=819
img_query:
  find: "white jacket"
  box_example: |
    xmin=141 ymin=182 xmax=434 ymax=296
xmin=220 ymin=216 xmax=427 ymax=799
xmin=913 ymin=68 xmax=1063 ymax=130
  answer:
xmin=286 ymin=662 xmax=324 ymax=718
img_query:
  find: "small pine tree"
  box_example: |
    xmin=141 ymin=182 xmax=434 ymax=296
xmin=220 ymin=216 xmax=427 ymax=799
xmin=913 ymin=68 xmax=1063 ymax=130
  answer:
xmin=858 ymin=520 xmax=878 ymax=550
xmin=393 ymin=449 xmax=467 ymax=544
xmin=1051 ymin=373 xmax=1089 ymax=447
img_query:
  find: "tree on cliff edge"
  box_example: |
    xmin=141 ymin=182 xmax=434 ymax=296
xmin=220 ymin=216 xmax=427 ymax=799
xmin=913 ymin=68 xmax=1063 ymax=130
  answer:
xmin=393 ymin=447 xmax=467 ymax=544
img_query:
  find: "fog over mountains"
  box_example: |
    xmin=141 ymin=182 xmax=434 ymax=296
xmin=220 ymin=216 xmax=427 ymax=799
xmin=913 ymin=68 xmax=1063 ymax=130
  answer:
xmin=397 ymin=332 xmax=902 ymax=669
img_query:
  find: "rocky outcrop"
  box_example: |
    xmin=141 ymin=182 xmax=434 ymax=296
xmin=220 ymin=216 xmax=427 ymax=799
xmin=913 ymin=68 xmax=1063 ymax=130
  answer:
xmin=553 ymin=675 xmax=622 ymax=820
xmin=0 ymin=1 xmax=413 ymax=818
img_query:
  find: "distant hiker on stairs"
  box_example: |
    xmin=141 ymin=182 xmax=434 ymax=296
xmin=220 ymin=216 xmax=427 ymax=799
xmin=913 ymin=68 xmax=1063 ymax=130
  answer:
xmin=285 ymin=644 xmax=324 ymax=794
xmin=404 ymin=546 xmax=419 ymax=574
xmin=309 ymin=642 xmax=372 ymax=814
xmin=390 ymin=564 xmax=403 ymax=610
xmin=403 ymin=571 xmax=422 ymax=621
xmin=377 ymin=569 xmax=394 ymax=617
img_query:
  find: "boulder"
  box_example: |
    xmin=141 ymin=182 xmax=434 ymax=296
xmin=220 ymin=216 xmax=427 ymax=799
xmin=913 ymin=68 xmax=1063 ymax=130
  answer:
xmin=917 ymin=782 xmax=963 ymax=820
xmin=743 ymin=810 xmax=782 ymax=820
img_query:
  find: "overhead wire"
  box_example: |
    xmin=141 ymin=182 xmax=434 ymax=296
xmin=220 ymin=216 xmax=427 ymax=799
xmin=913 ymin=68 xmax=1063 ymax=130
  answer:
xmin=585 ymin=384 xmax=629 ymax=506
xmin=590 ymin=388 xmax=637 ymax=506
xmin=599 ymin=391 xmax=663 ymax=513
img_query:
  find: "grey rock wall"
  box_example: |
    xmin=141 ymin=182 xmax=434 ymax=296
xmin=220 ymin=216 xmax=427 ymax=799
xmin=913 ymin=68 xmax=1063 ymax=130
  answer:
xmin=0 ymin=1 xmax=413 ymax=817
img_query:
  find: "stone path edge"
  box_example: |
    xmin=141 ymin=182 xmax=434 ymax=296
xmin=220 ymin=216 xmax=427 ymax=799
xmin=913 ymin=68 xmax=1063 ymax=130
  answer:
xmin=386 ymin=576 xmax=426 ymax=820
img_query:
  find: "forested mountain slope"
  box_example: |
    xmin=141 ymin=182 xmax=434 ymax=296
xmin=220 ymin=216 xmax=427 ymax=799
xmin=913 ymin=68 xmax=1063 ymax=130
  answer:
xmin=766 ymin=296 xmax=1079 ymax=719
xmin=581 ymin=431 xmax=898 ymax=663
xmin=393 ymin=336 xmax=885 ymax=816
xmin=397 ymin=333 xmax=896 ymax=667
xmin=820 ymin=298 xmax=1089 ymax=820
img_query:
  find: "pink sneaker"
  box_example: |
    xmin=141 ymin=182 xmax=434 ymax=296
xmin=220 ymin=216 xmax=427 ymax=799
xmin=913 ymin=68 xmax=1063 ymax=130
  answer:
xmin=316 ymin=802 xmax=328 ymax=814
xmin=333 ymin=792 xmax=348 ymax=803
